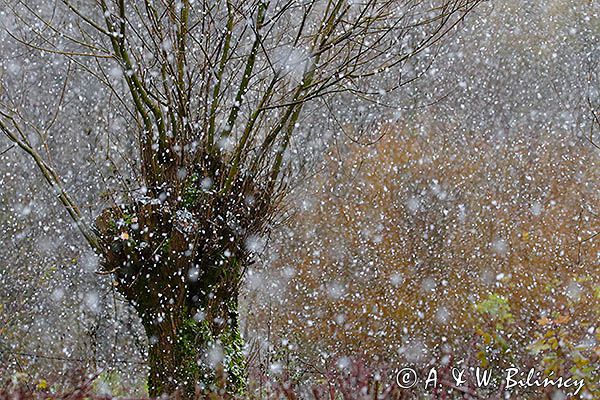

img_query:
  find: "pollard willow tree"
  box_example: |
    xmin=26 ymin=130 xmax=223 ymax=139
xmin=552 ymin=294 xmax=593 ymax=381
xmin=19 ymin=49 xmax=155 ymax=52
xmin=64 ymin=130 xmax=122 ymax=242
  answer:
xmin=0 ymin=0 xmax=479 ymax=396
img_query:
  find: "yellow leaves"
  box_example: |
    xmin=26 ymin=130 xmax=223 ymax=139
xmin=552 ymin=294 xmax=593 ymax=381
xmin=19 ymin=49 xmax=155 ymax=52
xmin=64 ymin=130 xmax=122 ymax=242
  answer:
xmin=476 ymin=328 xmax=492 ymax=345
xmin=537 ymin=316 xmax=552 ymax=326
xmin=521 ymin=231 xmax=530 ymax=242
xmin=36 ymin=379 xmax=47 ymax=390
xmin=537 ymin=314 xmax=571 ymax=326
xmin=546 ymin=335 xmax=559 ymax=351
xmin=544 ymin=330 xmax=556 ymax=338
xmin=482 ymin=332 xmax=492 ymax=345
xmin=476 ymin=350 xmax=489 ymax=368
xmin=537 ymin=313 xmax=570 ymax=327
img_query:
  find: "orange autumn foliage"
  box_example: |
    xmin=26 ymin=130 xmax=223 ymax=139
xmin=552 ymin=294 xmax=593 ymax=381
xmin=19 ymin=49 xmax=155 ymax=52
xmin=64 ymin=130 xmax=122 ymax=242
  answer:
xmin=247 ymin=124 xmax=599 ymax=366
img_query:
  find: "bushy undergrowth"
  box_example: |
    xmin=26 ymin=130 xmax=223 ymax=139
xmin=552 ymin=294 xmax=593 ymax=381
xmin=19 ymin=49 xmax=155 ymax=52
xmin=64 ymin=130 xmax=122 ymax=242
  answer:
xmin=1 ymin=340 xmax=596 ymax=400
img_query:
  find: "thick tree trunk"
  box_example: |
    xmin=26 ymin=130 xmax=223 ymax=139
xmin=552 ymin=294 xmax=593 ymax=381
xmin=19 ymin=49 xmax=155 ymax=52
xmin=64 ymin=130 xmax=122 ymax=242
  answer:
xmin=140 ymin=294 xmax=245 ymax=398
xmin=94 ymin=171 xmax=265 ymax=398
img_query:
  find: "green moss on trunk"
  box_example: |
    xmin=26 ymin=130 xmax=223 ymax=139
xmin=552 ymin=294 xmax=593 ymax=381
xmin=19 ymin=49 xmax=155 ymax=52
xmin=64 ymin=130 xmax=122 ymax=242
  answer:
xmin=145 ymin=309 xmax=246 ymax=398
xmin=96 ymin=201 xmax=252 ymax=398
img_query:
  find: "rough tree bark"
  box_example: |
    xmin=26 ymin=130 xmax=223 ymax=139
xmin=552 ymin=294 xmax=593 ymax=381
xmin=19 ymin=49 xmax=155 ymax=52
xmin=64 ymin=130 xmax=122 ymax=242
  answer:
xmin=93 ymin=161 xmax=266 ymax=396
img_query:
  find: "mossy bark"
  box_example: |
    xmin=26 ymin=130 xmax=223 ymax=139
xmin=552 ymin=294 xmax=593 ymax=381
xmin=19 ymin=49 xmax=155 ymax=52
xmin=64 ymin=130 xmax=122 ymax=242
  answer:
xmin=142 ymin=299 xmax=246 ymax=398
xmin=94 ymin=171 xmax=266 ymax=398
